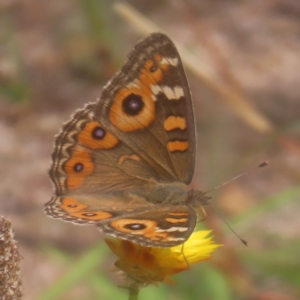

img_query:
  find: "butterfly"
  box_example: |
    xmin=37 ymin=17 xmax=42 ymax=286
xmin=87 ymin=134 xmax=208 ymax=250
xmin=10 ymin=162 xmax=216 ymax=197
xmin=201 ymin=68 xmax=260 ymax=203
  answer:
xmin=45 ymin=32 xmax=210 ymax=248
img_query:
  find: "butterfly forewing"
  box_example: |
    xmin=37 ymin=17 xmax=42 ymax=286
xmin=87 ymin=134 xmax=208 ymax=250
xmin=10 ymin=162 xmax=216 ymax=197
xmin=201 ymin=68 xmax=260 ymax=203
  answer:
xmin=97 ymin=33 xmax=196 ymax=184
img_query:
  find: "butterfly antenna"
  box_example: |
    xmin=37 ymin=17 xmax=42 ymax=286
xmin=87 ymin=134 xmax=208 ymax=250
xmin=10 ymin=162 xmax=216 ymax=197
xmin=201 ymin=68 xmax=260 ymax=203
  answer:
xmin=209 ymin=204 xmax=248 ymax=246
xmin=204 ymin=161 xmax=268 ymax=194
xmin=197 ymin=206 xmax=207 ymax=223
xmin=203 ymin=162 xmax=268 ymax=246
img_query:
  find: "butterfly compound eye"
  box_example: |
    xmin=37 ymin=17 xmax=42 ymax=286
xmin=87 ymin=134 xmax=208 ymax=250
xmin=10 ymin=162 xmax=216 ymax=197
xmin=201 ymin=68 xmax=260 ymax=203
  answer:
xmin=122 ymin=94 xmax=144 ymax=116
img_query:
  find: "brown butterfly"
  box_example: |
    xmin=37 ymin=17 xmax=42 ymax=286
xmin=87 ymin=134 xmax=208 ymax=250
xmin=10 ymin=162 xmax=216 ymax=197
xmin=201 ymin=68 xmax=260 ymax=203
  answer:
xmin=45 ymin=33 xmax=209 ymax=248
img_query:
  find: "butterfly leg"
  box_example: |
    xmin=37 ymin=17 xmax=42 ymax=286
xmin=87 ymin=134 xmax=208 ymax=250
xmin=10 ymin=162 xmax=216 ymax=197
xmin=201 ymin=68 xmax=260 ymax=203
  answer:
xmin=197 ymin=206 xmax=207 ymax=223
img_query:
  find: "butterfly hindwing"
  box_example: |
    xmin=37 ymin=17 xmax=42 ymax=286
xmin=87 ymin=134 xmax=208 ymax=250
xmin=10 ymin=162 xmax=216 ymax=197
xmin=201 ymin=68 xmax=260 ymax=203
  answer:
xmin=98 ymin=205 xmax=197 ymax=247
xmin=45 ymin=189 xmax=155 ymax=225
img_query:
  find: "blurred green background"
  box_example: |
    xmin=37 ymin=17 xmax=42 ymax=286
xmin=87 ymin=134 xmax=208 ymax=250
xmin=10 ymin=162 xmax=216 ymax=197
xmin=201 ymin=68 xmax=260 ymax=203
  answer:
xmin=1 ymin=0 xmax=300 ymax=299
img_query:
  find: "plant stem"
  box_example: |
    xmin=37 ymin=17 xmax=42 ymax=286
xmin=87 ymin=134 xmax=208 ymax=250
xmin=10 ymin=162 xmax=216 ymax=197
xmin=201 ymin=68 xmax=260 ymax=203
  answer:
xmin=128 ymin=284 xmax=139 ymax=300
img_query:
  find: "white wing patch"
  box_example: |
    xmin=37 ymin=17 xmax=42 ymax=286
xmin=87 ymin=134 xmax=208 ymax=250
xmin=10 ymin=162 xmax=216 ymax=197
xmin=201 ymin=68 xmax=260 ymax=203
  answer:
xmin=155 ymin=227 xmax=188 ymax=233
xmin=161 ymin=57 xmax=179 ymax=66
xmin=174 ymin=86 xmax=184 ymax=99
xmin=150 ymin=85 xmax=185 ymax=101
xmin=162 ymin=86 xmax=176 ymax=99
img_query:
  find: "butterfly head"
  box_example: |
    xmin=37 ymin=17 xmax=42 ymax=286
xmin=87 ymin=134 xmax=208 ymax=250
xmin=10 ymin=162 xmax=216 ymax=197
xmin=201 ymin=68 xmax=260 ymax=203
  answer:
xmin=187 ymin=189 xmax=211 ymax=207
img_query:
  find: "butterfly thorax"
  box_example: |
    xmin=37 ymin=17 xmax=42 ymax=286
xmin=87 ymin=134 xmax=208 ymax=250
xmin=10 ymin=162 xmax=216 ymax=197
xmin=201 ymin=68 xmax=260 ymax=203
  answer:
xmin=146 ymin=182 xmax=208 ymax=208
xmin=143 ymin=181 xmax=187 ymax=205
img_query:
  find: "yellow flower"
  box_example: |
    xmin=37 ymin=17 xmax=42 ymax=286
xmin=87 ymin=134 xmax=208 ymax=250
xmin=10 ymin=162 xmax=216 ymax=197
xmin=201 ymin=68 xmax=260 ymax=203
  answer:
xmin=105 ymin=230 xmax=221 ymax=287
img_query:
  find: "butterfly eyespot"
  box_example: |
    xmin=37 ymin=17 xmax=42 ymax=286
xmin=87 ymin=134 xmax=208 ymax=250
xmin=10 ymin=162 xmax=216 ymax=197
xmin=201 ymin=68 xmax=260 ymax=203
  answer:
xmin=78 ymin=122 xmax=118 ymax=149
xmin=122 ymin=94 xmax=144 ymax=116
xmin=92 ymin=126 xmax=106 ymax=140
xmin=73 ymin=162 xmax=84 ymax=172
xmin=82 ymin=213 xmax=97 ymax=217
xmin=124 ymin=223 xmax=147 ymax=230
xmin=149 ymin=65 xmax=157 ymax=72
xmin=67 ymin=204 xmax=78 ymax=208
xmin=59 ymin=197 xmax=88 ymax=212
xmin=64 ymin=149 xmax=94 ymax=189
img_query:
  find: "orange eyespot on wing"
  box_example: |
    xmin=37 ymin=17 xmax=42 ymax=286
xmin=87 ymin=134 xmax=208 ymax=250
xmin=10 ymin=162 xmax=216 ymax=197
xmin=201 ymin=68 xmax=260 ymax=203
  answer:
xmin=64 ymin=147 xmax=94 ymax=190
xmin=70 ymin=211 xmax=112 ymax=220
xmin=109 ymin=219 xmax=169 ymax=242
xmin=78 ymin=121 xmax=119 ymax=149
xmin=59 ymin=197 xmax=88 ymax=212
xmin=139 ymin=54 xmax=169 ymax=90
xmin=110 ymin=85 xmax=155 ymax=132
xmin=108 ymin=51 xmax=174 ymax=133
xmin=140 ymin=59 xmax=164 ymax=85
xmin=110 ymin=219 xmax=157 ymax=234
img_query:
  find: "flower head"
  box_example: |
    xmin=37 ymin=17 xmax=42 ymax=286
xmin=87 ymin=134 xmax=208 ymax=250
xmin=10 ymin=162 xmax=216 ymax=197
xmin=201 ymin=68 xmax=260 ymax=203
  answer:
xmin=105 ymin=230 xmax=221 ymax=287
